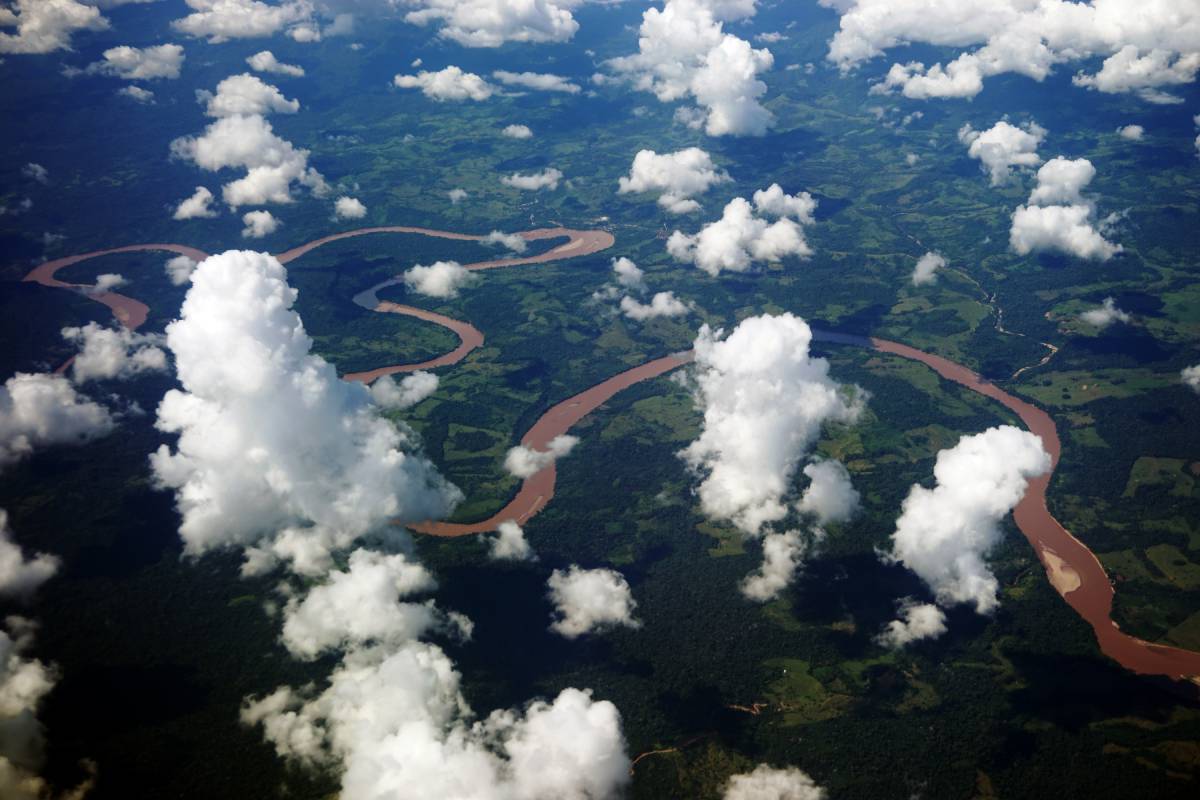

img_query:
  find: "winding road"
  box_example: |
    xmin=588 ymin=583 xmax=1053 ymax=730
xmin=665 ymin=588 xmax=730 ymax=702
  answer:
xmin=21 ymin=225 xmax=1200 ymax=682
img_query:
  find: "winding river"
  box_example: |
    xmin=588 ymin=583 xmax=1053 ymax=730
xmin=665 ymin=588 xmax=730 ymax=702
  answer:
xmin=22 ymin=226 xmax=1200 ymax=682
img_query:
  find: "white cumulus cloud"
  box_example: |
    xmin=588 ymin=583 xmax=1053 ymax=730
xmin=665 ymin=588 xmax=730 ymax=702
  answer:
xmin=547 ymin=565 xmax=640 ymax=638
xmin=402 ymin=0 xmax=583 ymax=48
xmin=504 ymin=434 xmax=578 ymax=479
xmin=61 ymin=322 xmax=168 ymax=383
xmin=618 ymin=147 xmax=729 ymax=213
xmin=0 ymin=0 xmax=107 ymax=55
xmin=492 ymin=69 xmax=580 ymax=93
xmin=0 ymin=511 xmax=59 ymax=600
xmin=165 ymin=255 xmax=198 ymax=285
xmin=394 ymin=66 xmax=494 ymax=101
xmin=489 ymin=520 xmax=535 ymax=562
xmin=0 ymin=373 xmax=113 ymax=471
xmin=681 ymin=313 xmax=864 ymax=536
xmin=170 ymin=112 xmax=328 ymax=208
xmin=334 ymin=196 xmax=367 ymax=220
xmin=369 ymin=372 xmax=438 ymax=410
xmin=958 ymin=120 xmax=1045 ymax=185
xmin=886 ymin=425 xmax=1050 ymax=614
xmin=607 ymin=0 xmax=775 ymax=136
xmin=172 ymin=0 xmax=314 ymax=44
xmin=667 ymin=184 xmax=817 ymax=277
xmin=89 ymin=43 xmax=184 ymax=80
xmin=619 ymin=291 xmax=690 ymax=321
xmin=723 ymin=763 xmax=827 ymax=800
xmin=1010 ymin=157 xmax=1122 ymax=261
xmin=247 ymin=49 xmax=304 ymax=77
xmin=501 ymin=168 xmax=562 ymax=191
xmin=202 ymin=73 xmax=299 ymax=117
xmin=911 ymin=251 xmax=945 ymax=286
xmin=796 ymin=459 xmax=859 ymax=525
xmin=502 ymin=124 xmax=533 ymax=139
xmin=402 ymin=261 xmax=478 ymax=299
xmin=1080 ymin=296 xmax=1131 ymax=328
xmin=740 ymin=529 xmax=808 ymax=602
xmin=876 ymin=598 xmax=948 ymax=648
xmin=241 ymin=210 xmax=280 ymax=238
xmin=148 ymin=250 xmax=461 ymax=576
xmin=826 ymin=0 xmax=1200 ymax=103
xmin=173 ymin=186 xmax=219 ymax=220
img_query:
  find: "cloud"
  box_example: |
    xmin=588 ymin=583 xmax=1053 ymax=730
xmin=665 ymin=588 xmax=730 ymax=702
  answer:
xmin=90 ymin=273 xmax=127 ymax=293
xmin=0 ymin=511 xmax=59 ymax=600
xmin=89 ymin=43 xmax=184 ymax=80
xmin=619 ymin=291 xmax=690 ymax=321
xmin=243 ymin=660 xmax=630 ymax=800
xmin=1080 ymin=296 xmax=1131 ymax=328
xmin=547 ymin=565 xmax=640 ymax=638
xmin=20 ymin=163 xmax=48 ymax=184
xmin=667 ymin=185 xmax=817 ymax=276
xmin=170 ymin=113 xmax=328 ymax=208
xmin=501 ymin=168 xmax=562 ymax=191
xmin=0 ymin=617 xmax=60 ymax=798
xmin=502 ymin=123 xmax=532 ymax=138
xmin=886 ymin=425 xmax=1050 ymax=614
xmin=504 ymin=434 xmax=578 ymax=479
xmin=369 ymin=372 xmax=438 ymax=410
xmin=492 ymin=70 xmax=581 ymax=93
xmin=61 ymin=322 xmax=168 ymax=383
xmin=1073 ymin=45 xmax=1200 ymax=103
xmin=1117 ymin=123 xmax=1144 ymax=140
xmin=280 ymin=548 xmax=438 ymax=660
xmin=173 ymin=186 xmax=219 ymax=220
xmin=740 ymin=529 xmax=807 ymax=602
xmin=723 ymin=763 xmax=827 ymax=800
xmin=958 ymin=120 xmax=1045 ymax=185
xmin=489 ymin=520 xmax=535 ymax=562
xmin=796 ymin=459 xmax=859 ymax=525
xmin=911 ymin=251 xmax=945 ymax=286
xmin=153 ymin=258 xmax=626 ymax=800
xmin=1009 ymin=157 xmax=1122 ymax=261
xmin=447 ymin=188 xmax=468 ymax=204
xmin=119 ymin=85 xmax=155 ymax=103
xmin=172 ymin=0 xmax=314 ymax=44
xmin=0 ymin=373 xmax=114 ymax=470
xmin=334 ymin=196 xmax=367 ymax=220
xmin=611 ymin=257 xmax=645 ymax=291
xmin=481 ymin=230 xmax=527 ymax=253
xmin=617 ymin=147 xmax=730 ymax=213
xmin=165 ymin=255 xmax=198 ymax=285
xmin=876 ymin=598 xmax=948 ymax=648
xmin=148 ymin=250 xmax=461 ymax=576
xmin=607 ymin=0 xmax=774 ymax=136
xmin=1183 ymin=365 xmax=1200 ymax=393
xmin=393 ymin=66 xmax=494 ymax=101
xmin=826 ymin=0 xmax=1200 ymax=102
xmin=202 ymin=73 xmax=299 ymax=117
xmin=0 ymin=0 xmax=108 ymax=55
xmin=241 ymin=209 xmax=280 ymax=238
xmin=681 ymin=313 xmax=864 ymax=535
xmin=247 ymin=49 xmax=304 ymax=77
xmin=402 ymin=0 xmax=583 ymax=48
xmin=402 ymin=261 xmax=478 ymax=299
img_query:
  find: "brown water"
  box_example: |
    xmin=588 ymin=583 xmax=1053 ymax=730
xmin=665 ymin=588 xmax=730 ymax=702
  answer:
xmin=24 ymin=234 xmax=1200 ymax=681
xmin=409 ymin=353 xmax=693 ymax=536
xmin=23 ymin=244 xmax=210 ymax=331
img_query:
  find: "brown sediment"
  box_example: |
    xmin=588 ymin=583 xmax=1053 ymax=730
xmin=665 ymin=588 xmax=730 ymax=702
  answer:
xmin=341 ymin=303 xmax=485 ymax=384
xmin=862 ymin=335 xmax=1200 ymax=681
xmin=409 ymin=352 xmax=693 ymax=536
xmin=275 ymin=225 xmax=615 ymax=270
xmin=22 ymin=244 xmax=209 ymax=331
